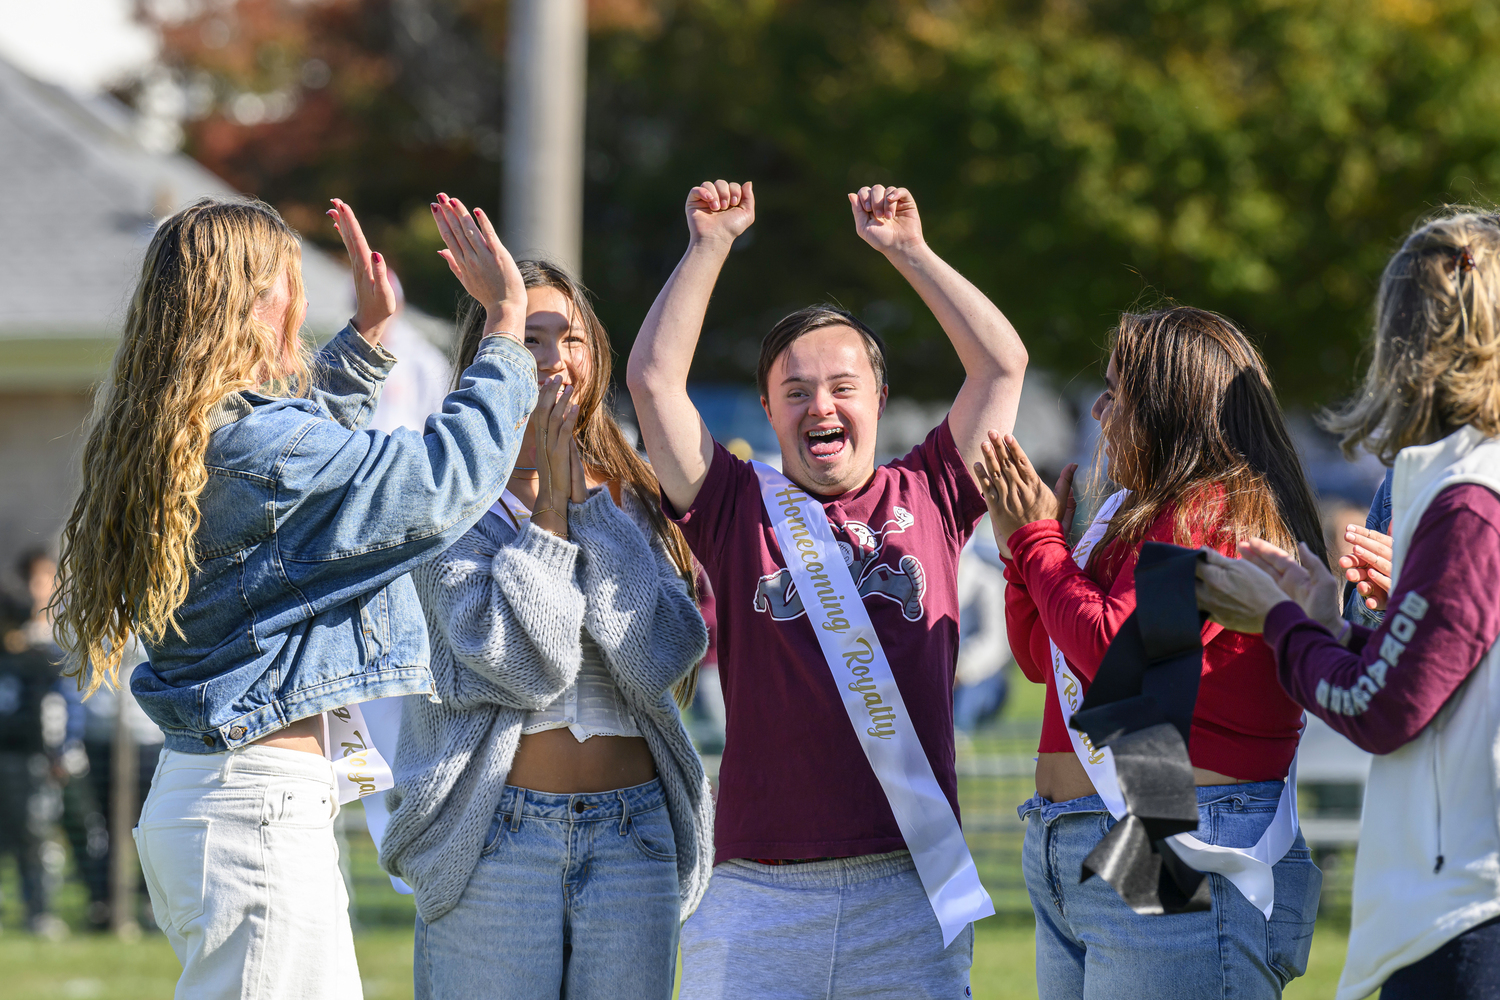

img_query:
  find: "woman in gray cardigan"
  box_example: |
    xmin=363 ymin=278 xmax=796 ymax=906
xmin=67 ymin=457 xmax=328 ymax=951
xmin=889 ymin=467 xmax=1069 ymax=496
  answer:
xmin=381 ymin=262 xmax=712 ymax=1000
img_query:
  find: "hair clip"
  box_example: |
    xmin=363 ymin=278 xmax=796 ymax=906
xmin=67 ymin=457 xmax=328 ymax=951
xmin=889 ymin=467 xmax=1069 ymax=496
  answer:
xmin=1458 ymin=246 xmax=1477 ymax=273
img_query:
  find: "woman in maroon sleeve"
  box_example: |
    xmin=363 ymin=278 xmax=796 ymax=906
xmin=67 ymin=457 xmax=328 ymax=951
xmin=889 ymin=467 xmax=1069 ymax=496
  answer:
xmin=981 ymin=306 xmax=1328 ymax=999
xmin=1199 ymin=211 xmax=1500 ymax=1000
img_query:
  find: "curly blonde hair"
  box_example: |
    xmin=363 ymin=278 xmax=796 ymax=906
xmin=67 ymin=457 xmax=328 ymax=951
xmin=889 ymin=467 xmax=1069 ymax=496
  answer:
xmin=53 ymin=198 xmax=311 ymax=694
xmin=1327 ymin=210 xmax=1500 ymax=463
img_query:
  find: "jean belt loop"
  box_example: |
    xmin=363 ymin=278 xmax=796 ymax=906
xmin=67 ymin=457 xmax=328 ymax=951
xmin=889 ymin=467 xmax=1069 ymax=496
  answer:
xmin=508 ymin=787 xmax=525 ymax=833
xmin=219 ymin=746 xmax=237 ymax=784
xmin=617 ymin=789 xmax=631 ymax=836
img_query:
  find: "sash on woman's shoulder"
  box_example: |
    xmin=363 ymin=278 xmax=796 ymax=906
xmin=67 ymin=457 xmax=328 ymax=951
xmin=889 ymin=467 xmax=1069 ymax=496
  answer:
xmin=1050 ymin=490 xmax=1301 ymax=919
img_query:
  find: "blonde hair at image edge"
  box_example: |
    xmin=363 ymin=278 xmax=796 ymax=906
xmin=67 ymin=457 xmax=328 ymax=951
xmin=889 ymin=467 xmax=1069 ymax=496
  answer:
xmin=1328 ymin=209 xmax=1500 ymax=463
xmin=52 ymin=198 xmax=312 ymax=695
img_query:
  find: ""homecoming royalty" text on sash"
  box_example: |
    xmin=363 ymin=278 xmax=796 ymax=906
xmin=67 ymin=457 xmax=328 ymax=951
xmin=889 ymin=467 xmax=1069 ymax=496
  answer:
xmin=753 ymin=462 xmax=994 ymax=946
xmin=322 ymin=702 xmax=395 ymax=806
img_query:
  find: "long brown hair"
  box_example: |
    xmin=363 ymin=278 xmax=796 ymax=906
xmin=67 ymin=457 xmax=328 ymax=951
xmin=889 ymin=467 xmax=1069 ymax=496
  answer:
xmin=53 ymin=198 xmax=310 ymax=694
xmin=454 ymin=260 xmax=702 ymax=706
xmin=1325 ymin=210 xmax=1500 ymax=462
xmin=1093 ymin=306 xmax=1327 ymax=570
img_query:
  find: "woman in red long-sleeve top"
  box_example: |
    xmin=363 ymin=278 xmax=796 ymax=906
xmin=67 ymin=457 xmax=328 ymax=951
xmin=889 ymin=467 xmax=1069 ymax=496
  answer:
xmin=977 ymin=307 xmax=1328 ymax=1000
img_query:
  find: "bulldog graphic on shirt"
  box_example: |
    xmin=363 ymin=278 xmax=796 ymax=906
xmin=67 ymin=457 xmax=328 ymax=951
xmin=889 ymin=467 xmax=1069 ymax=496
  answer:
xmin=752 ymin=506 xmax=927 ymax=623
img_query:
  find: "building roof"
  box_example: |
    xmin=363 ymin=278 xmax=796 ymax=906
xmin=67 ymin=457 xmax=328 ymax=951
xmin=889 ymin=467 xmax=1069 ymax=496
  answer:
xmin=0 ymin=55 xmax=444 ymax=389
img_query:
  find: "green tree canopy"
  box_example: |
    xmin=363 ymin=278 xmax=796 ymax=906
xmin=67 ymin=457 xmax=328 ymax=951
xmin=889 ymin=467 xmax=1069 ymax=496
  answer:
xmin=135 ymin=0 xmax=1500 ymax=404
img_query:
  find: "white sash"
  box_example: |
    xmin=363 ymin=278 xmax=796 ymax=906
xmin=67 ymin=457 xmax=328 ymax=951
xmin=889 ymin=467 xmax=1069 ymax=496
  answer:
xmin=1049 ymin=489 xmax=1301 ymax=919
xmin=489 ymin=489 xmax=533 ymax=531
xmin=322 ymin=702 xmax=395 ymax=806
xmin=753 ymin=462 xmax=994 ymax=946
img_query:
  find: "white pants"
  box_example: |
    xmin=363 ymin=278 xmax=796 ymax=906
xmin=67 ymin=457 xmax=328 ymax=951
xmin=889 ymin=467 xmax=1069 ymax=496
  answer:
xmin=134 ymin=746 xmax=361 ymax=1000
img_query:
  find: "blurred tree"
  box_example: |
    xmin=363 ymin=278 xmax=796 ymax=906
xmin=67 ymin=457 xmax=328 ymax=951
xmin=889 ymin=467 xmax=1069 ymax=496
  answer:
xmin=127 ymin=0 xmax=1500 ymax=404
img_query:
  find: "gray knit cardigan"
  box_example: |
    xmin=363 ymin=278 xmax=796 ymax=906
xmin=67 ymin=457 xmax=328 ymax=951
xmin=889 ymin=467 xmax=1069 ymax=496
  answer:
xmin=378 ymin=487 xmax=713 ymax=924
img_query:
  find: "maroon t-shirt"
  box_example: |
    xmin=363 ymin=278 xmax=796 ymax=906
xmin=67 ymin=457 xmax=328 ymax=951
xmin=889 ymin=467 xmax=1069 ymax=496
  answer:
xmin=1266 ymin=483 xmax=1500 ymax=755
xmin=667 ymin=420 xmax=987 ymax=863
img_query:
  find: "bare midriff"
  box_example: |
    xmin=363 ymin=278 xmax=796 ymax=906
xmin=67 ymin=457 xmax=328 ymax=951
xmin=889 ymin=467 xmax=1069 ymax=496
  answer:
xmin=1034 ymin=750 xmax=1251 ymax=804
xmin=507 ymin=729 xmax=658 ymax=794
xmin=252 ymin=714 xmax=326 ymax=755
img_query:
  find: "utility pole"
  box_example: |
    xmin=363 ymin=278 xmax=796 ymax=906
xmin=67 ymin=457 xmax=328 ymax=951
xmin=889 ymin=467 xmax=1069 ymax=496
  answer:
xmin=110 ymin=692 xmax=139 ymax=938
xmin=503 ymin=0 xmax=587 ymax=276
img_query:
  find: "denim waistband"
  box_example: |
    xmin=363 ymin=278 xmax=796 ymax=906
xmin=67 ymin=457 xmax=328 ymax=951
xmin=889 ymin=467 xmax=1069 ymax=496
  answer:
xmin=155 ymin=745 xmax=336 ymax=785
xmin=719 ymin=850 xmax=915 ymax=888
xmin=1018 ymin=779 xmax=1286 ymax=825
xmin=496 ymin=778 xmax=665 ymax=824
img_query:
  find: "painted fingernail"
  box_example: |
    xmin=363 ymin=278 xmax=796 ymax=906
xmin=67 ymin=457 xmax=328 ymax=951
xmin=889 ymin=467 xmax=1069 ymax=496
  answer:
xmin=371 ymin=252 xmax=382 ymax=262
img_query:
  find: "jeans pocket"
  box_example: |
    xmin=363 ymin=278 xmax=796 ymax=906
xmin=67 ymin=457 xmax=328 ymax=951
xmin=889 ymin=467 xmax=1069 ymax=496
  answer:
xmin=480 ymin=813 xmax=508 ymax=858
xmin=262 ymin=781 xmax=336 ymax=828
xmin=135 ymin=820 xmax=210 ymax=934
xmin=628 ymin=805 xmax=677 ymax=862
xmin=1267 ymin=846 xmax=1322 ymax=986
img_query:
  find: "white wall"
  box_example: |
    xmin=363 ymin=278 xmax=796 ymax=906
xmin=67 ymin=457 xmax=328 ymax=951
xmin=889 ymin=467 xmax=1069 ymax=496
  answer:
xmin=0 ymin=390 xmax=90 ymax=590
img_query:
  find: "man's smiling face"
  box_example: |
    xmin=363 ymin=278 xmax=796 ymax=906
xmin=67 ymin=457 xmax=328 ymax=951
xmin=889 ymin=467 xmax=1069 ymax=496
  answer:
xmin=762 ymin=325 xmax=888 ymax=496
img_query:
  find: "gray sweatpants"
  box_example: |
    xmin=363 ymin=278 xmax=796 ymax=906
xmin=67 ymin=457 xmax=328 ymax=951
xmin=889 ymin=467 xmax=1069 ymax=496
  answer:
xmin=678 ymin=850 xmax=974 ymax=1000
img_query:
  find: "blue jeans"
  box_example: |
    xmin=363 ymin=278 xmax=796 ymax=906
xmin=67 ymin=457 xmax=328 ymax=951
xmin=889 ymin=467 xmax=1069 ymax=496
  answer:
xmin=1019 ymin=782 xmax=1322 ymax=999
xmin=414 ymin=779 xmax=681 ymax=1000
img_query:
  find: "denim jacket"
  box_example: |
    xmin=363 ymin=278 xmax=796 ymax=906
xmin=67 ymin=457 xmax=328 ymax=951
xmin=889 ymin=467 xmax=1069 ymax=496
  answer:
xmin=131 ymin=325 xmax=538 ymax=754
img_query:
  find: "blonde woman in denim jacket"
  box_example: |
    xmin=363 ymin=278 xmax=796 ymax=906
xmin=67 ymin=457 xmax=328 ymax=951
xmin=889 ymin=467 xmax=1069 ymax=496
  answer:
xmin=52 ymin=194 xmax=531 ymax=1000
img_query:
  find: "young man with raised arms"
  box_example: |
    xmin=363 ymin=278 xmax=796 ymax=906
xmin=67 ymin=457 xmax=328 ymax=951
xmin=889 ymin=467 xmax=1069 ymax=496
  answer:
xmin=626 ymin=179 xmax=1028 ymax=998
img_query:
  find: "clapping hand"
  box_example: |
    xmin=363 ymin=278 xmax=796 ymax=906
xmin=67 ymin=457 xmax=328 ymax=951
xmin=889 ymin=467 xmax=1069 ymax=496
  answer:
xmin=849 ymin=184 xmax=924 ymax=257
xmin=430 ymin=193 xmax=527 ymax=342
xmin=328 ymin=199 xmax=397 ymax=345
xmin=1340 ymin=525 xmax=1393 ymax=611
xmin=531 ymin=377 xmax=585 ymax=539
xmin=1195 ymin=538 xmax=1341 ymax=636
xmin=686 ymin=180 xmax=755 ymax=250
xmin=1195 ymin=550 xmax=1284 ymax=634
xmin=1239 ymin=538 xmax=1344 ymax=633
xmin=973 ymin=430 xmax=1077 ymax=560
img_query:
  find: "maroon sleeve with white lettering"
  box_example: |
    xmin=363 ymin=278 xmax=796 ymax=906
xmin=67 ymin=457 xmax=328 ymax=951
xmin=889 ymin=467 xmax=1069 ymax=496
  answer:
xmin=1264 ymin=483 xmax=1500 ymax=754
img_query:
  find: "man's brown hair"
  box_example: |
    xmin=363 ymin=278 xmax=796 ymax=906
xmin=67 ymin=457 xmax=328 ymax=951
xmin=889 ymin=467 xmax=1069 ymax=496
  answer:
xmin=755 ymin=305 xmax=887 ymax=399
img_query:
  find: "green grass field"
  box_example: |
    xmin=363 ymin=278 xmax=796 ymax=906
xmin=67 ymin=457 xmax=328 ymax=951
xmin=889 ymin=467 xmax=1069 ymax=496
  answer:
xmin=0 ymin=676 xmax=1359 ymax=997
xmin=0 ymin=919 xmax=1352 ymax=999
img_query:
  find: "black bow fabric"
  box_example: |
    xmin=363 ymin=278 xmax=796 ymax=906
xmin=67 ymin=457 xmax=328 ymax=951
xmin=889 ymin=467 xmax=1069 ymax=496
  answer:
xmin=1068 ymin=542 xmax=1212 ymax=915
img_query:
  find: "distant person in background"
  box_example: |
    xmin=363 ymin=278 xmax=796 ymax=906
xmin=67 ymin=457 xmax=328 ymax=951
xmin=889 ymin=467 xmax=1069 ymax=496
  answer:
xmin=367 ymin=272 xmax=453 ymax=434
xmin=1197 ymin=210 xmax=1500 ymax=1000
xmin=0 ymin=582 xmax=68 ymax=938
xmin=953 ymin=526 xmax=1009 ymax=733
xmin=1341 ymin=468 xmax=1393 ymax=629
xmin=15 ymin=547 xmax=111 ymax=930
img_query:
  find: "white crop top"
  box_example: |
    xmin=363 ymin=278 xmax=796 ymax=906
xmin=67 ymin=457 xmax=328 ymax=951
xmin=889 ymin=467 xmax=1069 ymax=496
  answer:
xmin=488 ymin=490 xmax=643 ymax=744
xmin=522 ymin=633 xmax=643 ymax=742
